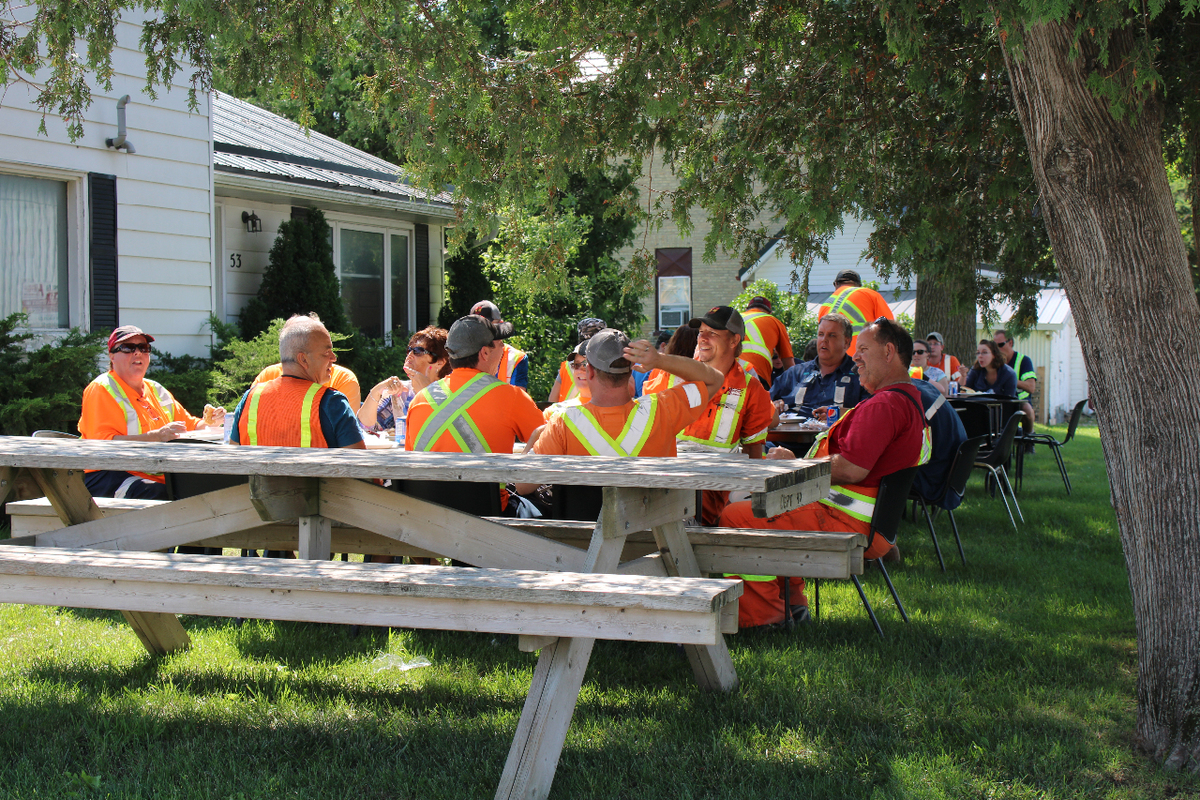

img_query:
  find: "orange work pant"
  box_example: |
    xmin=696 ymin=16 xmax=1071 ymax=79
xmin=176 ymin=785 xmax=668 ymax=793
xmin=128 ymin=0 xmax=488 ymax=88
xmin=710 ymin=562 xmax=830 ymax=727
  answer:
xmin=719 ymin=498 xmax=881 ymax=625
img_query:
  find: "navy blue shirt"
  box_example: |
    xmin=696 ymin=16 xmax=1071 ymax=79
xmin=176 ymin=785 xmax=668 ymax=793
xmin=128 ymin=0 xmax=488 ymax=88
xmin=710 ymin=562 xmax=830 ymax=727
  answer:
xmin=229 ymin=377 xmax=364 ymax=448
xmin=770 ymin=355 xmax=866 ymax=414
xmin=912 ymin=380 xmax=969 ymax=506
xmin=965 ymin=364 xmax=1018 ymax=397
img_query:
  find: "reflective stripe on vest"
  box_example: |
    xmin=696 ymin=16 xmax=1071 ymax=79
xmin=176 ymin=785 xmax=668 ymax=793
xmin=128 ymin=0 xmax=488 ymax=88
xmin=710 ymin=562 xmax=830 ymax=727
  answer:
xmin=679 ymin=380 xmax=748 ymax=450
xmin=1012 ymin=351 xmax=1035 ymax=400
xmin=725 ymin=574 xmax=777 ymax=581
xmin=740 ymin=311 xmax=774 ymax=363
xmin=246 ymin=381 xmax=322 ymax=447
xmin=498 ymin=346 xmax=526 ymax=385
xmin=834 ymin=374 xmax=852 ymax=406
xmin=824 ymin=287 xmax=870 ymax=334
xmin=562 ymin=395 xmax=660 ymax=456
xmin=560 ymin=362 xmax=579 ymax=401
xmin=94 ymin=374 xmax=177 ymax=434
xmin=909 ymin=366 xmax=923 ymax=379
xmin=413 ymin=372 xmax=504 ymax=453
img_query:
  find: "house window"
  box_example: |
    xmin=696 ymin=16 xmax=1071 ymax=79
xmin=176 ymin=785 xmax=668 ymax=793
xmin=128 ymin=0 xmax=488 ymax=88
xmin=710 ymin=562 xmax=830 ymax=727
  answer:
xmin=337 ymin=224 xmax=413 ymax=339
xmin=656 ymin=247 xmax=692 ymax=330
xmin=0 ymin=173 xmax=69 ymax=328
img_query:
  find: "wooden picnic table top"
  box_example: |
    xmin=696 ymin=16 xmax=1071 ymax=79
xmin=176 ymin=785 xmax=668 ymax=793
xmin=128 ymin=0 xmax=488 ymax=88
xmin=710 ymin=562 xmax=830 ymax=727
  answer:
xmin=0 ymin=436 xmax=829 ymax=494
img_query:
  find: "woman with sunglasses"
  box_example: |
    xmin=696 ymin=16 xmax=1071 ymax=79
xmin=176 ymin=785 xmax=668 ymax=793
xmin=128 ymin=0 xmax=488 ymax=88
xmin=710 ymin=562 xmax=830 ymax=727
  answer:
xmin=357 ymin=326 xmax=451 ymax=434
xmin=964 ymin=339 xmax=1018 ymax=396
xmin=909 ymin=342 xmax=950 ymax=396
xmin=78 ymin=325 xmax=226 ymax=499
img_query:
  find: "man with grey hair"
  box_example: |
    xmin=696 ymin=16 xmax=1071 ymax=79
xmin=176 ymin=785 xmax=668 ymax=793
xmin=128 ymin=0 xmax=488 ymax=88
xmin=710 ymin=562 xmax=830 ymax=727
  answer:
xmin=251 ymin=314 xmax=362 ymax=408
xmin=770 ymin=312 xmax=866 ymax=418
xmin=229 ymin=317 xmax=364 ymax=448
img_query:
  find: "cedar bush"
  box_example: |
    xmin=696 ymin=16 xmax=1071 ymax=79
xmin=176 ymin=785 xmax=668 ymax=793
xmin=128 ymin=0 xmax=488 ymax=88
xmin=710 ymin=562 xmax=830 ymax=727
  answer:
xmin=0 ymin=313 xmax=105 ymax=436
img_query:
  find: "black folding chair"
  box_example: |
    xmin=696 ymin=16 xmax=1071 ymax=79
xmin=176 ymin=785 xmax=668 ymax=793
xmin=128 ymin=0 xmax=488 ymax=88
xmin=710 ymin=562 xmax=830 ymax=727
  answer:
xmin=814 ymin=466 xmax=919 ymax=638
xmin=1015 ymin=398 xmax=1087 ymax=494
xmin=973 ymin=411 xmax=1025 ymax=530
xmin=909 ymin=435 xmax=988 ymax=569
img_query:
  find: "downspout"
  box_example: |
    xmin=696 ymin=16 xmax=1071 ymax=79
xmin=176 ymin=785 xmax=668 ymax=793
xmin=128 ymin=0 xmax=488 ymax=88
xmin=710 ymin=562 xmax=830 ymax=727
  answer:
xmin=105 ymin=95 xmax=136 ymax=153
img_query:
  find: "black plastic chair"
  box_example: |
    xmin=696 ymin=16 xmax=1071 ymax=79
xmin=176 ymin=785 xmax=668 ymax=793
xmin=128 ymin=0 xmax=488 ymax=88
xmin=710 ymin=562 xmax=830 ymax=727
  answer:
xmin=973 ymin=411 xmax=1024 ymax=530
xmin=909 ymin=435 xmax=988 ymax=569
xmin=398 ymin=480 xmax=503 ymax=518
xmin=1015 ymin=398 xmax=1087 ymax=494
xmin=548 ymin=484 xmax=604 ymax=522
xmin=814 ymin=466 xmax=919 ymax=638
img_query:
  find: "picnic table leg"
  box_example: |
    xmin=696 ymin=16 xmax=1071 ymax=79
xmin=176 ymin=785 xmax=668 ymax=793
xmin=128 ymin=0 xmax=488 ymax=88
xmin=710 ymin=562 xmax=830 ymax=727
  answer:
xmin=495 ymin=490 xmax=635 ymax=800
xmin=298 ymin=515 xmax=331 ymax=560
xmin=652 ymin=518 xmax=739 ymax=691
xmin=27 ymin=467 xmax=191 ymax=656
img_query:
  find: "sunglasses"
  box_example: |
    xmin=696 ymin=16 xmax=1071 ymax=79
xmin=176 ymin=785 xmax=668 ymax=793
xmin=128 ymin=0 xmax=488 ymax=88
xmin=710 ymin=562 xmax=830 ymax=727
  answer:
xmin=912 ymin=349 xmax=928 ymax=355
xmin=407 ymin=346 xmax=431 ymax=357
xmin=111 ymin=343 xmax=151 ymax=354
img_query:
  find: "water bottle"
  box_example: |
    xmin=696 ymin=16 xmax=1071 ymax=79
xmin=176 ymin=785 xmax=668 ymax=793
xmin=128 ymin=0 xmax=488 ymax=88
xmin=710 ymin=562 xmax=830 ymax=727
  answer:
xmin=222 ymin=413 xmax=235 ymax=444
xmin=394 ymin=416 xmax=407 ymax=446
xmin=949 ymin=380 xmax=959 ymax=397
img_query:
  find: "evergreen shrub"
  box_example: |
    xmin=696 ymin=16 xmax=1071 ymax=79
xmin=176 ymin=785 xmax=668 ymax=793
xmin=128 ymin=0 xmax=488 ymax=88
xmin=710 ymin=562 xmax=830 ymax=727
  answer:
xmin=0 ymin=313 xmax=105 ymax=436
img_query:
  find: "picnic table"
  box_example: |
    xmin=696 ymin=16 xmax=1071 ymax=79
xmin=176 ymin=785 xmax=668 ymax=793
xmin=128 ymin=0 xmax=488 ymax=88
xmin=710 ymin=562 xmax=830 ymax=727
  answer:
xmin=0 ymin=435 xmax=831 ymax=800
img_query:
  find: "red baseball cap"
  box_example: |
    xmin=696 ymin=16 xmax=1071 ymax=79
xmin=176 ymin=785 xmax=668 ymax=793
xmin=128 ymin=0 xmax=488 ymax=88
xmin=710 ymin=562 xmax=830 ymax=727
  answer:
xmin=107 ymin=325 xmax=154 ymax=351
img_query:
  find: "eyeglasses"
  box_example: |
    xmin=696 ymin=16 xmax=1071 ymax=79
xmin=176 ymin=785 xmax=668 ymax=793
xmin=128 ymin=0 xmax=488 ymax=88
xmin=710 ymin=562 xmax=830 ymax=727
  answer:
xmin=570 ymin=358 xmax=588 ymax=369
xmin=111 ymin=343 xmax=151 ymax=354
xmin=407 ymin=346 xmax=431 ymax=357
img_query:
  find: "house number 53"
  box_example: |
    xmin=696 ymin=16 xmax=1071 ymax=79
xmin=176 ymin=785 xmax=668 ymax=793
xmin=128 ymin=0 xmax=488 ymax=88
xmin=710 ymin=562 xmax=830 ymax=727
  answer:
xmin=229 ymin=253 xmax=243 ymax=268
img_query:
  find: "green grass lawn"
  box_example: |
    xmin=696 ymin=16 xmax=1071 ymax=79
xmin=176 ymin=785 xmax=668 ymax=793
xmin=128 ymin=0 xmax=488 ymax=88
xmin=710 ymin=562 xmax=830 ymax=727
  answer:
xmin=1 ymin=423 xmax=1197 ymax=799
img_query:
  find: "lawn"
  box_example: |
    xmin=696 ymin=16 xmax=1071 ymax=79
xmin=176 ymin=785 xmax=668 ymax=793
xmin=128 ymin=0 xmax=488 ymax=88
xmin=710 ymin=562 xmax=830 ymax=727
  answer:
xmin=1 ymin=423 xmax=1196 ymax=799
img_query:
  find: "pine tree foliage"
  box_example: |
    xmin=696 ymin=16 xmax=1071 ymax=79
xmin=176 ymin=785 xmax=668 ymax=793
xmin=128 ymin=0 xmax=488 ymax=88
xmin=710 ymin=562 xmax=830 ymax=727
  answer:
xmin=0 ymin=314 xmax=104 ymax=436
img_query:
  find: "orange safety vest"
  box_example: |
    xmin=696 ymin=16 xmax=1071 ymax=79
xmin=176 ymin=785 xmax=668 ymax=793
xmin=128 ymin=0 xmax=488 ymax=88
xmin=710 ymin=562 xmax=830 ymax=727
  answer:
xmin=555 ymin=360 xmax=579 ymax=402
xmin=497 ymin=344 xmax=527 ymax=386
xmin=239 ymin=377 xmax=329 ymax=448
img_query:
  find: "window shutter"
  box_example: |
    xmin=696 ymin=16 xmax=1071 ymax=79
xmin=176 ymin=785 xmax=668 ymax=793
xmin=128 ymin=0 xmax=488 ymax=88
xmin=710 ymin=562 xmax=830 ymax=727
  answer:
xmin=88 ymin=173 xmax=119 ymax=332
xmin=415 ymin=223 xmax=430 ymax=329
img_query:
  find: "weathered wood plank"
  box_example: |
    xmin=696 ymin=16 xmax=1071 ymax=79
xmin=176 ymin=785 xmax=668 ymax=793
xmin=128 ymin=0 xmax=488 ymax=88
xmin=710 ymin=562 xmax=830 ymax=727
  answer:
xmin=0 ymin=436 xmax=829 ymax=494
xmin=751 ymin=471 xmax=830 ymax=518
xmin=298 ymin=515 xmax=332 ymax=561
xmin=250 ymin=475 xmax=318 ymax=521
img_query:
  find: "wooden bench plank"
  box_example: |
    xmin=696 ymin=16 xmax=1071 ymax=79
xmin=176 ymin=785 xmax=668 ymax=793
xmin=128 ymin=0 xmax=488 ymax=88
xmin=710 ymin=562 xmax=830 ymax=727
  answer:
xmin=0 ymin=546 xmax=740 ymax=645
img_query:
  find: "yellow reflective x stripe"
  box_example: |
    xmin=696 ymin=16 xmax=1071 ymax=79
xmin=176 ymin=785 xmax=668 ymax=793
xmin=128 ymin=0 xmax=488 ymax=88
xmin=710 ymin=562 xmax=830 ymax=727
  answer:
xmin=96 ymin=374 xmax=142 ymax=435
xmin=740 ymin=312 xmax=773 ymax=361
xmin=563 ymin=396 xmax=659 ymax=456
xmin=415 ymin=373 xmax=503 ymax=452
xmin=827 ymin=289 xmax=870 ymax=333
xmin=299 ymin=382 xmax=321 ymax=448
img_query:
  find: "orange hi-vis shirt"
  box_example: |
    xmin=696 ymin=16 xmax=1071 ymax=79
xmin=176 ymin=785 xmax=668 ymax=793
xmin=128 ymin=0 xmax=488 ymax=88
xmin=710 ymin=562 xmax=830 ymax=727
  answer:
xmin=238 ymin=377 xmax=329 ymax=448
xmin=254 ymin=363 xmax=361 ymax=408
xmin=741 ymin=310 xmax=793 ymax=387
xmin=818 ymin=285 xmax=894 ymax=356
xmin=534 ymin=381 xmax=709 ymax=457
xmin=79 ymin=371 xmax=202 ymax=482
xmin=649 ymin=361 xmax=773 ymax=452
xmin=406 ymin=368 xmax=544 ymax=454
xmin=542 ymin=384 xmax=593 ymax=421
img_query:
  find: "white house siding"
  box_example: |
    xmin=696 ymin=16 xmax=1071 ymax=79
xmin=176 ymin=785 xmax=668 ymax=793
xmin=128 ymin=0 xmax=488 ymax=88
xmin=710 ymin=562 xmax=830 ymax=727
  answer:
xmin=745 ymin=214 xmax=900 ymax=294
xmin=0 ymin=18 xmax=214 ymax=357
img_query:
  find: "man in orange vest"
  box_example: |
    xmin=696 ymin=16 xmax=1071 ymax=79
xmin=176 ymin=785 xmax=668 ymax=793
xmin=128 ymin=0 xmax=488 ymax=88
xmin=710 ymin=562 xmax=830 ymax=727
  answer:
xmin=470 ymin=300 xmax=529 ymax=389
xmin=818 ymin=270 xmax=894 ymax=356
xmin=252 ymin=314 xmax=362 ymax=408
xmin=740 ymin=296 xmax=794 ymax=388
xmin=229 ymin=316 xmax=365 ymax=449
xmin=79 ymin=325 xmax=226 ymax=499
xmin=522 ymin=328 xmax=722 ymax=463
xmin=646 ymin=306 xmax=775 ymax=525
xmin=720 ymin=318 xmax=929 ymax=627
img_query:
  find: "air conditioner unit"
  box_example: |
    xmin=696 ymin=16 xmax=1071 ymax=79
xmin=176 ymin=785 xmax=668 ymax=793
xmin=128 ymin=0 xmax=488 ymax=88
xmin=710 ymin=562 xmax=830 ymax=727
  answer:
xmin=659 ymin=305 xmax=689 ymax=328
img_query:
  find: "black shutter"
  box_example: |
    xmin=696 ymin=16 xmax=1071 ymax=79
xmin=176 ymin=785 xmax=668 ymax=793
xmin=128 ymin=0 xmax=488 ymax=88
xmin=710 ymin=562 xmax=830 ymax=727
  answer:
xmin=290 ymin=206 xmax=310 ymax=220
xmin=415 ymin=223 xmax=430 ymax=329
xmin=88 ymin=173 xmax=119 ymax=331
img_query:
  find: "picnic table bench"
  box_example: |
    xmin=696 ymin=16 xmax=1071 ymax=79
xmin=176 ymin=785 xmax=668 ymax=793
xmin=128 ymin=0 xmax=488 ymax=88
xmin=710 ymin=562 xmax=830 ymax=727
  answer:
xmin=0 ymin=435 xmax=830 ymax=800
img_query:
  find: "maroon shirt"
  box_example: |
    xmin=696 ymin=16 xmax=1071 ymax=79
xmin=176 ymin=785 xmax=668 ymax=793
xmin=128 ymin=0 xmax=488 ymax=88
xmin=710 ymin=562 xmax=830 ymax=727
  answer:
xmin=828 ymin=383 xmax=924 ymax=487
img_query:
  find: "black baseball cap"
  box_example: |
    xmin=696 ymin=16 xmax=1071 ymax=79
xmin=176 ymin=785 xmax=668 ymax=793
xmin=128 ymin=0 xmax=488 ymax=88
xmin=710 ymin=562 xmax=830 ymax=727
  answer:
xmin=834 ymin=269 xmax=862 ymax=286
xmin=746 ymin=296 xmax=772 ymax=312
xmin=688 ymin=306 xmax=746 ymax=337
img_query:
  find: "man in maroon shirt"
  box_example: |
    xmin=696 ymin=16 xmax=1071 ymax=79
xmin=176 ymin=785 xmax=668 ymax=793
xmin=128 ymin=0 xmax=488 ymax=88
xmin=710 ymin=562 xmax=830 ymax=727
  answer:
xmin=720 ymin=318 xmax=928 ymax=625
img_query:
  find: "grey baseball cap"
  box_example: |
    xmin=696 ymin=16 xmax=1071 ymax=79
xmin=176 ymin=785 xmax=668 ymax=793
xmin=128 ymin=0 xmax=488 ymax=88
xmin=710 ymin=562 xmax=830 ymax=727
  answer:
xmin=446 ymin=314 xmax=514 ymax=359
xmin=927 ymin=331 xmax=944 ymax=344
xmin=585 ymin=328 xmax=632 ymax=374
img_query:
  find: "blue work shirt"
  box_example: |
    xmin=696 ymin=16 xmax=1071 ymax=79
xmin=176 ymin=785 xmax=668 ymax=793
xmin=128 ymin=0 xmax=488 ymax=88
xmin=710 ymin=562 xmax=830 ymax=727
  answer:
xmin=911 ymin=380 xmax=969 ymax=507
xmin=965 ymin=364 xmax=1018 ymax=397
xmin=770 ymin=355 xmax=866 ymax=414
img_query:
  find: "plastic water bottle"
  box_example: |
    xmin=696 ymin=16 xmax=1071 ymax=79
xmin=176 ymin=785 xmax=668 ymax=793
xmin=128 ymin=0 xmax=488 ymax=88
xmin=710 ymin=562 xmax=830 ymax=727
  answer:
xmin=394 ymin=416 xmax=406 ymax=446
xmin=949 ymin=380 xmax=959 ymax=397
xmin=222 ymin=413 xmax=235 ymax=444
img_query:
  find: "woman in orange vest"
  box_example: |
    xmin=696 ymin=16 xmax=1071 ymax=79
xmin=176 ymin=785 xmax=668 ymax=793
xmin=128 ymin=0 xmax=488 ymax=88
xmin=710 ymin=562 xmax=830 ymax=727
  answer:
xmin=547 ymin=317 xmax=606 ymax=402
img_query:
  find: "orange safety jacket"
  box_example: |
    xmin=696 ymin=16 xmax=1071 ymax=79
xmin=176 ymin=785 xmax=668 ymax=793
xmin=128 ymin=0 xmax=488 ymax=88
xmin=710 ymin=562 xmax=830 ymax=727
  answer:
xmin=553 ymin=360 xmax=579 ymax=402
xmin=238 ymin=377 xmax=329 ymax=448
xmin=497 ymin=344 xmax=528 ymax=386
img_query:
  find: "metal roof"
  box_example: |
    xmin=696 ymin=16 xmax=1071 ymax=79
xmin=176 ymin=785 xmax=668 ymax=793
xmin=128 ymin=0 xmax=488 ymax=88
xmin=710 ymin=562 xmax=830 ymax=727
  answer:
xmin=212 ymin=92 xmax=455 ymax=208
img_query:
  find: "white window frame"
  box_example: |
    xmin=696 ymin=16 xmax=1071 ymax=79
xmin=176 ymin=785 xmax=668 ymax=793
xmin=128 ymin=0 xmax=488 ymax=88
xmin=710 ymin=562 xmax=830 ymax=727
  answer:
xmin=328 ymin=217 xmax=415 ymax=341
xmin=0 ymin=165 xmax=87 ymax=334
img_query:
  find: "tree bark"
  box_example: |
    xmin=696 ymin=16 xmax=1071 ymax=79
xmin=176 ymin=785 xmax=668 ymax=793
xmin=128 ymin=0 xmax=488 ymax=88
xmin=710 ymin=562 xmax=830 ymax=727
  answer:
xmin=914 ymin=274 xmax=977 ymax=367
xmin=1002 ymin=22 xmax=1200 ymax=772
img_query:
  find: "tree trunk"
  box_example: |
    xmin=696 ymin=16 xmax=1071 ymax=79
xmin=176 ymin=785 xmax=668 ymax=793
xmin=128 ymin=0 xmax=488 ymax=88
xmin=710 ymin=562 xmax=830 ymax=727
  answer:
xmin=1002 ymin=22 xmax=1200 ymax=772
xmin=914 ymin=274 xmax=976 ymax=367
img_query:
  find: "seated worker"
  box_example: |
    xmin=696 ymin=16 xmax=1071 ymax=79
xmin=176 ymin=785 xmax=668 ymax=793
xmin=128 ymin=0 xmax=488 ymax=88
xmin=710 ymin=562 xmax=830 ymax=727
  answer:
xmin=909 ymin=341 xmax=950 ymax=396
xmin=964 ymin=339 xmax=1018 ymax=396
xmin=927 ymin=332 xmax=960 ymax=378
xmin=547 ymin=317 xmax=606 ymax=402
xmin=519 ymin=329 xmax=722 ymax=471
xmin=770 ymin=313 xmax=866 ymax=417
xmin=994 ymin=329 xmax=1038 ymax=439
xmin=720 ymin=318 xmax=930 ymax=628
xmin=407 ymin=314 xmax=544 ymax=485
xmin=253 ymin=314 xmax=361 ymax=408
xmin=470 ymin=300 xmax=528 ymax=389
xmin=542 ymin=342 xmax=592 ymax=420
xmin=646 ymin=306 xmax=774 ymax=525
xmin=79 ymin=325 xmax=225 ymax=499
xmin=228 ymin=316 xmax=364 ymax=449
xmin=358 ymin=326 xmax=451 ymax=434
